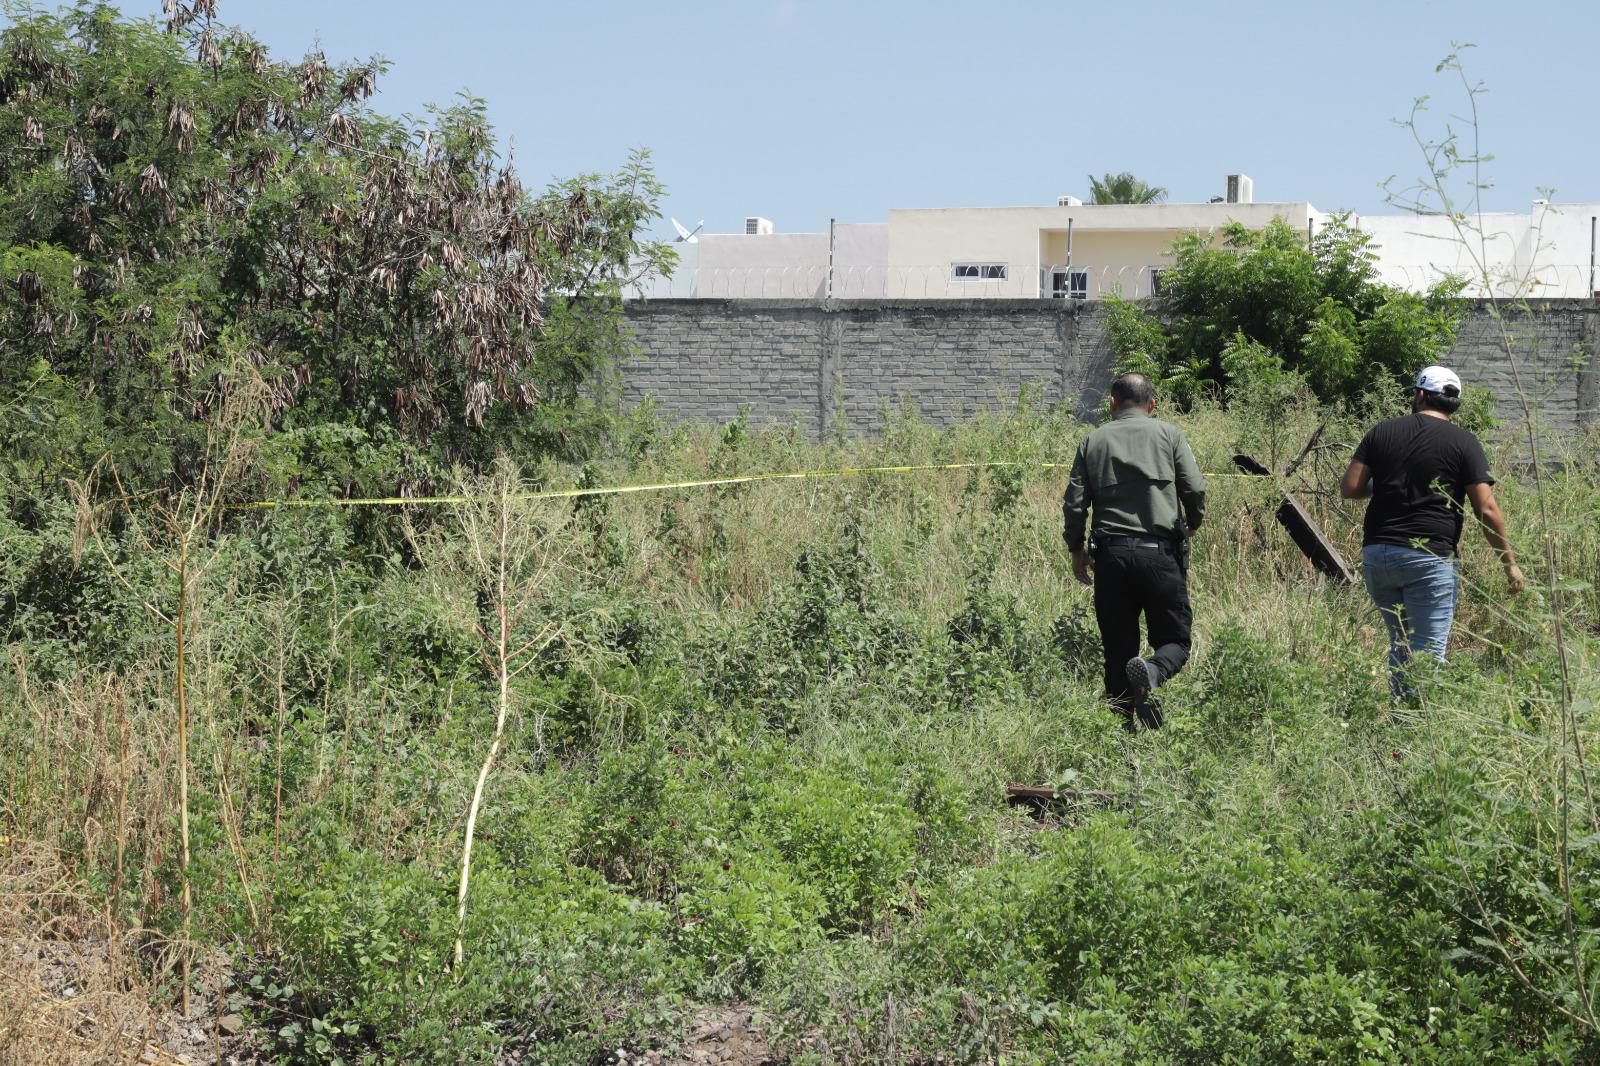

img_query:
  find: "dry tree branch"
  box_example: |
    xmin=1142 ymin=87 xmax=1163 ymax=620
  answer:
xmin=453 ymin=469 xmax=514 ymax=970
xmin=62 ymin=361 xmax=267 ymax=1016
xmin=436 ymin=465 xmax=619 ymax=969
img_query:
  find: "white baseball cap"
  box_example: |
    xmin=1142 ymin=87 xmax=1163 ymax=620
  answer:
xmin=1415 ymin=365 xmax=1462 ymax=396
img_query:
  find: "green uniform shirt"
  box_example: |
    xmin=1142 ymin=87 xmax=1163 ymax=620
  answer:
xmin=1062 ymin=408 xmax=1207 ymax=552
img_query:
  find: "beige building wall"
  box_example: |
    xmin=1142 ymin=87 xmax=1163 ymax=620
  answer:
xmin=695 ymin=232 xmax=829 ymax=298
xmin=886 ymin=202 xmax=1321 ymax=298
xmin=1038 ymin=229 xmax=1210 ymax=299
xmin=884 ymin=207 xmax=1042 ymax=298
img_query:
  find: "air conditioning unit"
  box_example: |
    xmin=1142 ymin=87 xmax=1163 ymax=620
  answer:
xmin=1057 ymin=195 xmax=1083 ymax=207
xmin=1225 ymin=174 xmax=1253 ymax=204
xmin=744 ymin=216 xmax=773 ymax=235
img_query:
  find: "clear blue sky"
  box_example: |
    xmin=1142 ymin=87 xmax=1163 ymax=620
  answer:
xmin=107 ymin=2 xmax=1600 ymax=237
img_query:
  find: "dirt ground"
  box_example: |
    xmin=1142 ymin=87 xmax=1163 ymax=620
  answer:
xmin=3 ymin=842 xmax=774 ymax=1066
xmin=2 ymin=935 xmax=257 ymax=1066
xmin=7 ymin=925 xmax=778 ymax=1066
xmin=0 ymin=841 xmax=257 ymax=1066
xmin=7 ymin=912 xmax=779 ymax=1066
xmin=9 ymin=943 xmax=783 ymax=1066
xmin=602 ymin=1007 xmax=779 ymax=1066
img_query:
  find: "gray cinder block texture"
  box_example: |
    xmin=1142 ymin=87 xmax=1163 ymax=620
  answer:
xmin=620 ymin=299 xmax=1599 ymax=437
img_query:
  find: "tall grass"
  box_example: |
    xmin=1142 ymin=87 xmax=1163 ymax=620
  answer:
xmin=3 ymin=394 xmax=1598 ymax=1063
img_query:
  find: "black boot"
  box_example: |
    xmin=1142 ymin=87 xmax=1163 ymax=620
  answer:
xmin=1125 ymin=657 xmax=1164 ymax=730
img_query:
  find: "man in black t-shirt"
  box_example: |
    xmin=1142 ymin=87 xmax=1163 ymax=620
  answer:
xmin=1339 ymin=365 xmax=1523 ymax=702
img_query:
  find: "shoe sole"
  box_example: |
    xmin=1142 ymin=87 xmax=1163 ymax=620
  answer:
xmin=1125 ymin=657 xmax=1157 ymax=697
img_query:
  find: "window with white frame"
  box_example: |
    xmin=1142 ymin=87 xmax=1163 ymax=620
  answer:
xmin=951 ymin=262 xmax=1008 ymax=281
xmin=1148 ymin=267 xmax=1166 ymax=298
xmin=1051 ymin=268 xmax=1090 ymax=300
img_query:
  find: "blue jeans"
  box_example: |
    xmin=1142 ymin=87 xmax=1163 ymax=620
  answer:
xmin=1361 ymin=544 xmax=1461 ymax=702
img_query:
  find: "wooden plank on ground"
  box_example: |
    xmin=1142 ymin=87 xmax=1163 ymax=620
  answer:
xmin=1231 ymin=453 xmax=1355 ymax=584
xmin=1004 ymin=783 xmax=1120 ymax=813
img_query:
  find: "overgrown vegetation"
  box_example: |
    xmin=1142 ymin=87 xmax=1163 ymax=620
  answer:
xmin=0 ymin=0 xmax=671 ymax=500
xmin=1108 ymin=216 xmax=1476 ymax=415
xmin=3 ymin=9 xmax=1598 ymax=1064
xmin=7 ymin=386 xmax=1600 ymax=1062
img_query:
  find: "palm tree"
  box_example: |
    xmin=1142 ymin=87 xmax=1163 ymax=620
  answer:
xmin=1086 ymin=172 xmax=1168 ymax=205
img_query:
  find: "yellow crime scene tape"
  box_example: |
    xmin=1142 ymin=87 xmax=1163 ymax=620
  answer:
xmin=228 ymin=461 xmax=1265 ymax=511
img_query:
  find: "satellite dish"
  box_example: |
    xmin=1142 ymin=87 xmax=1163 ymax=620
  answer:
xmin=670 ymin=217 xmax=704 ymax=243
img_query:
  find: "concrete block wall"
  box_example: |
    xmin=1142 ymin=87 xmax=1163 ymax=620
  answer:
xmin=835 ymin=304 xmax=1065 ymax=432
xmin=621 ymin=299 xmax=1600 ymax=436
xmin=620 ymin=302 xmax=827 ymax=433
xmin=1445 ymin=301 xmax=1600 ymax=432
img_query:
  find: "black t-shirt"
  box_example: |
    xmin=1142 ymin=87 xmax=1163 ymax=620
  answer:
xmin=1353 ymin=413 xmax=1493 ymax=556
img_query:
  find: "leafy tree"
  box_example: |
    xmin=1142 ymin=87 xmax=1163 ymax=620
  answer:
xmin=1108 ymin=216 xmax=1465 ymax=407
xmin=0 ymin=1 xmax=672 ymax=499
xmin=1087 ymin=171 xmax=1167 ymax=205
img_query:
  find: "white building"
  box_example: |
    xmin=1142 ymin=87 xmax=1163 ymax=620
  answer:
xmin=1355 ymin=201 xmax=1600 ymax=298
xmin=631 ymin=218 xmax=887 ymax=299
xmin=630 ymin=176 xmax=1600 ymax=300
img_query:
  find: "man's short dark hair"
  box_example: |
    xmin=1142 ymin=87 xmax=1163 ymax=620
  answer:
xmin=1417 ymin=387 xmax=1462 ymax=415
xmin=1111 ymin=372 xmax=1153 ymax=408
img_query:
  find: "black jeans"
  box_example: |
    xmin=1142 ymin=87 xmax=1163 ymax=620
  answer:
xmin=1093 ymin=541 xmax=1192 ymax=707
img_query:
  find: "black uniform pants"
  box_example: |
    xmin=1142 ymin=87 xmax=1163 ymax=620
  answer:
xmin=1093 ymin=541 xmax=1192 ymax=706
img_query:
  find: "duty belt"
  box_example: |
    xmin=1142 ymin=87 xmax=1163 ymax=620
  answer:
xmin=1094 ymin=534 xmax=1172 ymax=550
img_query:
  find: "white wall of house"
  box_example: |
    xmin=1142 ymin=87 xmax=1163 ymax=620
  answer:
xmin=1355 ymin=202 xmax=1600 ymax=297
xmin=646 ymin=222 xmax=890 ymax=299
xmin=695 ymin=232 xmax=829 ymax=298
xmin=828 ymin=222 xmax=890 ymax=298
xmin=625 ymin=240 xmax=698 ymax=299
xmin=625 ymin=199 xmax=1599 ymax=301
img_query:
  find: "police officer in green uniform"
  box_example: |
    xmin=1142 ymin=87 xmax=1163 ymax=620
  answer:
xmin=1062 ymin=372 xmax=1207 ymax=729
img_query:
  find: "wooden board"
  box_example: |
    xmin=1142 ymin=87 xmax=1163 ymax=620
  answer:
xmin=1231 ymin=453 xmax=1355 ymax=584
xmin=1004 ymin=783 xmax=1120 ymax=813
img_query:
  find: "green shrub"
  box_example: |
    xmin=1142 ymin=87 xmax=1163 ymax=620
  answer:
xmin=1187 ymin=619 xmax=1299 ymax=743
xmin=258 ymin=851 xmax=687 ymax=1064
xmin=573 ymin=739 xmax=692 ymax=894
xmin=751 ymin=762 xmax=918 ymax=932
xmin=1111 ymin=216 xmax=1466 ymax=406
xmin=703 ymin=520 xmax=916 ymax=723
xmin=1049 ymin=605 xmax=1101 ymax=680
xmin=676 ymin=853 xmax=828 ymax=992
